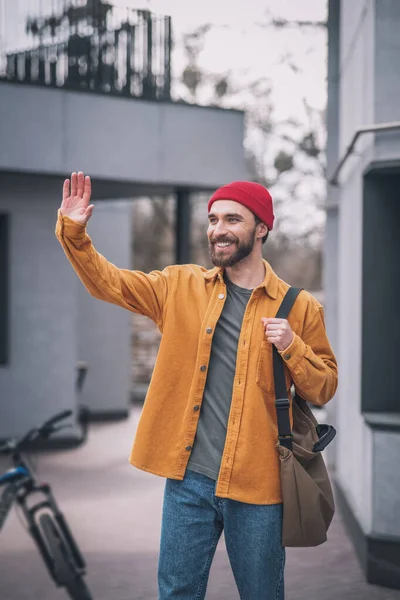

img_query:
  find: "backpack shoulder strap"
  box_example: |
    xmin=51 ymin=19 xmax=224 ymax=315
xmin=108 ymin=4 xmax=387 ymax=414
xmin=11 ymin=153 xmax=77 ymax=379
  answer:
xmin=273 ymin=287 xmax=303 ymax=450
xmin=275 ymin=287 xmax=303 ymax=319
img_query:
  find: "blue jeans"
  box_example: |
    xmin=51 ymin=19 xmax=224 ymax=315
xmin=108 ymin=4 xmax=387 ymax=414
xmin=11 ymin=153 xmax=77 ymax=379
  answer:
xmin=158 ymin=470 xmax=285 ymax=600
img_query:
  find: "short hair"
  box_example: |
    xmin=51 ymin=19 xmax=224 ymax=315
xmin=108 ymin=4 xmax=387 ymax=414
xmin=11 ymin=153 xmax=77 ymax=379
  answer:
xmin=254 ymin=215 xmax=269 ymax=244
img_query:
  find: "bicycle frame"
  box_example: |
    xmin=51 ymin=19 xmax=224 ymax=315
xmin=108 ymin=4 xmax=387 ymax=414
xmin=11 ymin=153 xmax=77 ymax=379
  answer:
xmin=0 ymin=457 xmax=87 ymax=584
xmin=0 ymin=482 xmax=18 ymax=531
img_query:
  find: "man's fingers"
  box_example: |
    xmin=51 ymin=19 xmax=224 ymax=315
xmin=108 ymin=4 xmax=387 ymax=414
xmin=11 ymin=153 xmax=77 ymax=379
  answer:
xmin=62 ymin=179 xmax=70 ymax=200
xmin=70 ymin=172 xmax=78 ymax=197
xmin=60 ymin=179 xmax=72 ymax=213
xmin=76 ymin=171 xmax=85 ymax=198
xmin=85 ymin=204 xmax=94 ymax=219
xmin=261 ymin=319 xmax=287 ymax=330
xmin=82 ymin=176 xmax=91 ymax=205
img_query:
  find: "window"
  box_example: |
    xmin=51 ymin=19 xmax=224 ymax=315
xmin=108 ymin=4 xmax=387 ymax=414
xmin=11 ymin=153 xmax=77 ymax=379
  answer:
xmin=362 ymin=173 xmax=399 ymax=414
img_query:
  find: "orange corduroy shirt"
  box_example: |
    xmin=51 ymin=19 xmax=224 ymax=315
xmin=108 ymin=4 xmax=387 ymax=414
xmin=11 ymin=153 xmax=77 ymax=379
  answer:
xmin=55 ymin=211 xmax=338 ymax=505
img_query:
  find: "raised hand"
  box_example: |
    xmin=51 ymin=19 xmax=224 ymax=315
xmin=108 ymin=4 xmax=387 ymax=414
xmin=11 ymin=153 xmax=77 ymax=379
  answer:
xmin=60 ymin=171 xmax=94 ymax=225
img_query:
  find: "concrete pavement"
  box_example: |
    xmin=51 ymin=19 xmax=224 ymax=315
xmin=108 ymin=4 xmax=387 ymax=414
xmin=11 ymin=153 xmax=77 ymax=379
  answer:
xmin=1 ymin=406 xmax=400 ymax=600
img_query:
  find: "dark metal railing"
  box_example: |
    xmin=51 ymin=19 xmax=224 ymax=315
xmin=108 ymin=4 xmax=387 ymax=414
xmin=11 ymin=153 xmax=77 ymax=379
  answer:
xmin=0 ymin=0 xmax=171 ymax=101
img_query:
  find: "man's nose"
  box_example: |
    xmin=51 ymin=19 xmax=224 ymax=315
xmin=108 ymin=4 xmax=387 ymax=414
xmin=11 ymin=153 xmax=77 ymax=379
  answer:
xmin=213 ymin=220 xmax=228 ymax=236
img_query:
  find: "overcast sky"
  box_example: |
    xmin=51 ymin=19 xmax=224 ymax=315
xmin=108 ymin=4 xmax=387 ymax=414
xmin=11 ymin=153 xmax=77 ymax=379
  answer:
xmin=119 ymin=0 xmax=328 ymax=125
xmin=115 ymin=0 xmax=328 ymax=239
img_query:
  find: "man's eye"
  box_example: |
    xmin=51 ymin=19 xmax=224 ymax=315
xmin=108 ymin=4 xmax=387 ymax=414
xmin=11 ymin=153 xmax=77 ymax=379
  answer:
xmin=228 ymin=218 xmax=238 ymax=223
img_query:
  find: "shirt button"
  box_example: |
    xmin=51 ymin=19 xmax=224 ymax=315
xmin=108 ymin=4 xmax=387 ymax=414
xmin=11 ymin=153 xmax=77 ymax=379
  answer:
xmin=200 ymin=365 xmax=207 ymax=372
xmin=185 ymin=445 xmax=192 ymax=451
xmin=218 ymin=293 xmax=225 ymax=299
xmin=193 ymin=405 xmax=200 ymax=412
xmin=206 ymin=327 xmax=212 ymax=334
xmin=284 ymin=353 xmax=291 ymax=360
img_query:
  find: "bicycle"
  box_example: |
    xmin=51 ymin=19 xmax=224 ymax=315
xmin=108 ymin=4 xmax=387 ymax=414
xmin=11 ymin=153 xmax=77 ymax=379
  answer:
xmin=0 ymin=409 xmax=93 ymax=600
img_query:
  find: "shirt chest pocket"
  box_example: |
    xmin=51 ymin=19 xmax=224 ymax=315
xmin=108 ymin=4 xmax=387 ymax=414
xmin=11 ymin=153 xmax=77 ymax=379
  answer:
xmin=255 ymin=340 xmax=292 ymax=394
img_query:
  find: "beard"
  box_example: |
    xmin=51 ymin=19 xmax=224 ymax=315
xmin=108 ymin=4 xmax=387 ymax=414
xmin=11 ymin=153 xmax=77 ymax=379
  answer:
xmin=208 ymin=229 xmax=256 ymax=267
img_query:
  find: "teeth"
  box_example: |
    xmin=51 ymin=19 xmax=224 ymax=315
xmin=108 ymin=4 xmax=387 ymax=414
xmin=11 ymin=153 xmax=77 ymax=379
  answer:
xmin=216 ymin=242 xmax=232 ymax=247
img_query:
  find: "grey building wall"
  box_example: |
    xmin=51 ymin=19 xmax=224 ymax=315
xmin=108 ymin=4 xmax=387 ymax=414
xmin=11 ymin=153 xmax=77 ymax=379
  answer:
xmin=327 ymin=0 xmax=376 ymax=494
xmin=0 ymin=178 xmax=80 ymax=440
xmin=0 ymin=178 xmax=134 ymax=442
xmin=328 ymin=0 xmax=400 ymax=588
xmin=373 ymin=0 xmax=400 ymax=164
xmin=77 ymin=201 xmax=133 ymax=419
xmin=373 ymin=428 xmax=400 ymax=538
xmin=0 ymin=83 xmax=246 ymax=190
xmin=325 ymin=0 xmax=341 ymax=468
xmin=374 ymin=0 xmax=400 ymax=124
xmin=338 ymin=0 xmax=375 ymax=173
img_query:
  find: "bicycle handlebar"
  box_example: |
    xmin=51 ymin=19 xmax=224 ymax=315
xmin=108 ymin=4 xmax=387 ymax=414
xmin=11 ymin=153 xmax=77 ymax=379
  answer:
xmin=41 ymin=410 xmax=73 ymax=431
xmin=0 ymin=410 xmax=74 ymax=453
xmin=0 ymin=440 xmax=14 ymax=454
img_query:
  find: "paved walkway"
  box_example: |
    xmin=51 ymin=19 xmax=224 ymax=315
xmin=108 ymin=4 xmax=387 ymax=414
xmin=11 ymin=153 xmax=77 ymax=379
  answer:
xmin=1 ymin=407 xmax=400 ymax=600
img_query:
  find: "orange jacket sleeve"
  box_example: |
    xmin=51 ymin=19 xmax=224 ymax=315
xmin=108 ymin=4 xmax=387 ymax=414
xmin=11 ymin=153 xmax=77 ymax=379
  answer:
xmin=55 ymin=210 xmax=172 ymax=327
xmin=279 ymin=305 xmax=338 ymax=406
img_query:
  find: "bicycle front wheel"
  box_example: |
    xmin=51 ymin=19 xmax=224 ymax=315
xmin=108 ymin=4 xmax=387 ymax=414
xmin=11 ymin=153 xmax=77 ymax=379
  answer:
xmin=39 ymin=513 xmax=92 ymax=600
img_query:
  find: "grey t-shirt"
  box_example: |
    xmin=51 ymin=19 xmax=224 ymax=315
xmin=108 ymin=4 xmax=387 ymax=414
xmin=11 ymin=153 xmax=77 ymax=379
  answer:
xmin=187 ymin=275 xmax=252 ymax=480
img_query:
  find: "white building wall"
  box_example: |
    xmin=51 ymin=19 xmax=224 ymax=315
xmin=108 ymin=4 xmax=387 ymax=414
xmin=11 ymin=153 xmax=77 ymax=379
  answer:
xmin=333 ymin=0 xmax=376 ymax=532
xmin=336 ymin=161 xmax=373 ymax=532
xmin=339 ymin=0 xmax=375 ymax=175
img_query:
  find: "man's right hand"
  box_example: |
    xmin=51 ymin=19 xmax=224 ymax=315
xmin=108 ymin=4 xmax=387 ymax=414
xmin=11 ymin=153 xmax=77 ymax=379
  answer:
xmin=60 ymin=171 xmax=94 ymax=226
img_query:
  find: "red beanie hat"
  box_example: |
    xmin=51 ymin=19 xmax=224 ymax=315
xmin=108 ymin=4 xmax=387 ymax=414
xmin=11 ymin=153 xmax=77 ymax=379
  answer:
xmin=208 ymin=181 xmax=274 ymax=230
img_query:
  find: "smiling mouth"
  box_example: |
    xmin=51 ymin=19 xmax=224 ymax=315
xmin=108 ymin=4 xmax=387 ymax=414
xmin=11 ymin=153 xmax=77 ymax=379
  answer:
xmin=214 ymin=241 xmax=235 ymax=249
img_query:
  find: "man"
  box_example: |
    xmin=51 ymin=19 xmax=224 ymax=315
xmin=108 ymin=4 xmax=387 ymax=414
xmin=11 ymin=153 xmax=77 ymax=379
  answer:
xmin=56 ymin=172 xmax=337 ymax=600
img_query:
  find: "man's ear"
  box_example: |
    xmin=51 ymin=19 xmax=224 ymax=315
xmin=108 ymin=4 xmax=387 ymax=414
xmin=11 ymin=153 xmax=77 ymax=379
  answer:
xmin=256 ymin=222 xmax=268 ymax=238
